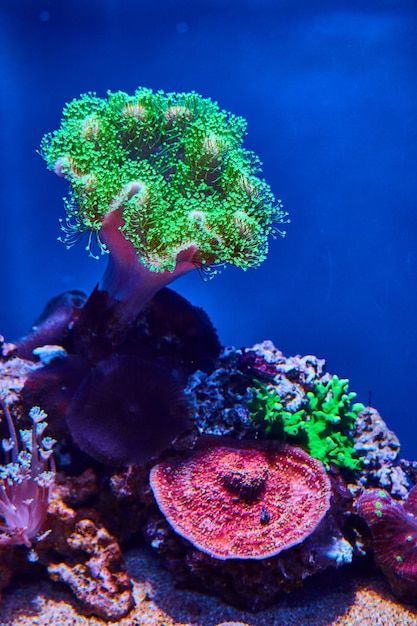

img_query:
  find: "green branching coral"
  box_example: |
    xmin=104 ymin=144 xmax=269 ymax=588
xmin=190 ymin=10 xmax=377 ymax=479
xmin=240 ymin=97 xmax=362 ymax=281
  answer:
xmin=40 ymin=88 xmax=287 ymax=274
xmin=248 ymin=375 xmax=365 ymax=470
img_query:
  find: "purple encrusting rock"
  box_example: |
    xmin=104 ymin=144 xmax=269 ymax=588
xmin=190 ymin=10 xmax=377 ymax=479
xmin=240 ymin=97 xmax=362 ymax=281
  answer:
xmin=184 ymin=346 xmax=258 ymax=439
xmin=143 ymin=505 xmax=354 ymax=612
xmin=354 ymin=407 xmax=411 ymax=499
xmin=246 ymin=339 xmax=329 ymax=386
xmin=185 ymin=340 xmax=329 ymax=440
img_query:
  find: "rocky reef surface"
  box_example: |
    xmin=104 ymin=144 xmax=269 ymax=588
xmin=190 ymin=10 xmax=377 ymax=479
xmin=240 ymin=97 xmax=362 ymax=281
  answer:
xmin=0 ymin=289 xmax=416 ymax=621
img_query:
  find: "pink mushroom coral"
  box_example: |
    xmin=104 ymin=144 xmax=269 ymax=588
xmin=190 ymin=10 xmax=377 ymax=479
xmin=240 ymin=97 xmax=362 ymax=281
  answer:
xmin=149 ymin=440 xmax=331 ymax=560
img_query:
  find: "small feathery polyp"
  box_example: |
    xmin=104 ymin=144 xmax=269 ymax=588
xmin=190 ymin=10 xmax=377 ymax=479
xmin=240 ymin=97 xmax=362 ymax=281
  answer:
xmin=0 ymin=401 xmax=56 ymax=547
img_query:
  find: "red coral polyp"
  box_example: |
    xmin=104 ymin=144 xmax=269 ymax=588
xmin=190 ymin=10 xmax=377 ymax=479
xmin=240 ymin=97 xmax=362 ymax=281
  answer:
xmin=149 ymin=441 xmax=331 ymax=560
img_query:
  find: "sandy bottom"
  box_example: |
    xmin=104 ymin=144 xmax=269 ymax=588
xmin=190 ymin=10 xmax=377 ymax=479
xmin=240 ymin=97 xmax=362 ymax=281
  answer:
xmin=0 ymin=546 xmax=417 ymax=626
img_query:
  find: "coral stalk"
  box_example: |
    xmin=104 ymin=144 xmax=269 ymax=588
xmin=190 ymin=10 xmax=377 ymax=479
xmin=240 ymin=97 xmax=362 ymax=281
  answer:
xmin=97 ymin=207 xmax=200 ymax=330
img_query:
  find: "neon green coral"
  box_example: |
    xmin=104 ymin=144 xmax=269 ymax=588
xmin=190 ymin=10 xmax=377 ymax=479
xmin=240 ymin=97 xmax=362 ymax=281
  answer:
xmin=40 ymin=88 xmax=287 ymax=273
xmin=248 ymin=375 xmax=365 ymax=470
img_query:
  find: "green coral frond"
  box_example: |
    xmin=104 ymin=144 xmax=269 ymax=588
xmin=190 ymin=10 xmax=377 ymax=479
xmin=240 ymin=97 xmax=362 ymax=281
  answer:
xmin=41 ymin=88 xmax=288 ymax=273
xmin=248 ymin=375 xmax=365 ymax=471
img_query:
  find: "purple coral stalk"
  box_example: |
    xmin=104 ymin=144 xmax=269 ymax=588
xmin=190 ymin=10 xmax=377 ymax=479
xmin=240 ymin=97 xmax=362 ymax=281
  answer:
xmin=0 ymin=401 xmax=56 ymax=548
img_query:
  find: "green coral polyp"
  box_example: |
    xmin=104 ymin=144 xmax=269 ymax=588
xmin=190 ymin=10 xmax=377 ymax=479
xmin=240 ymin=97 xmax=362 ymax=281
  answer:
xmin=248 ymin=375 xmax=365 ymax=471
xmin=41 ymin=87 xmax=287 ymax=273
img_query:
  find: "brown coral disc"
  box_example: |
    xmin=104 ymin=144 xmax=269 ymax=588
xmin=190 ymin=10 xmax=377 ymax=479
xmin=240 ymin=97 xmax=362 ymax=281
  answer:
xmin=15 ymin=290 xmax=87 ymax=360
xmin=65 ymin=354 xmax=190 ymax=466
xmin=145 ymin=287 xmax=222 ymax=367
xmin=21 ymin=355 xmax=90 ymax=434
xmin=149 ymin=441 xmax=331 ymax=560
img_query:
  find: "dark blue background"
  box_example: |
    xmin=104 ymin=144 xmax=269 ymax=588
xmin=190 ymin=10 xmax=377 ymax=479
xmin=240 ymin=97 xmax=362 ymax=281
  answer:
xmin=1 ymin=1 xmax=416 ymax=459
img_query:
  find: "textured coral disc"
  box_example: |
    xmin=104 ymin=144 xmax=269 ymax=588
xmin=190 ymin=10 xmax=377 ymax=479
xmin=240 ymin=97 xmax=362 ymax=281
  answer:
xmin=357 ymin=486 xmax=417 ymax=582
xmin=65 ymin=354 xmax=189 ymax=466
xmin=149 ymin=441 xmax=331 ymax=560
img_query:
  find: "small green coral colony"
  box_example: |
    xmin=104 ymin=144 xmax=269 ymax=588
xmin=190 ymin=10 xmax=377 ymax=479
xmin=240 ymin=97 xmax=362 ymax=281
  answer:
xmin=40 ymin=88 xmax=287 ymax=273
xmin=248 ymin=375 xmax=365 ymax=470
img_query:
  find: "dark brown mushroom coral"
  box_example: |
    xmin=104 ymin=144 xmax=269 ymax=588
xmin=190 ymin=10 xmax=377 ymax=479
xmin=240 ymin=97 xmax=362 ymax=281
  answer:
xmin=15 ymin=291 xmax=87 ymax=360
xmin=65 ymin=354 xmax=190 ymax=466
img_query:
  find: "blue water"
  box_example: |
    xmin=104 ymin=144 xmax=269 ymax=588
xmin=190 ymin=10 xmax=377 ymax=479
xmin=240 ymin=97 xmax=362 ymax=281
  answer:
xmin=1 ymin=0 xmax=416 ymax=460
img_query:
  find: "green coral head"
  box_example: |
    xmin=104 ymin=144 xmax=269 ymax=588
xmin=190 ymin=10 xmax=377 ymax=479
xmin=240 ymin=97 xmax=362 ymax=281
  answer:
xmin=40 ymin=87 xmax=288 ymax=274
xmin=248 ymin=375 xmax=365 ymax=471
